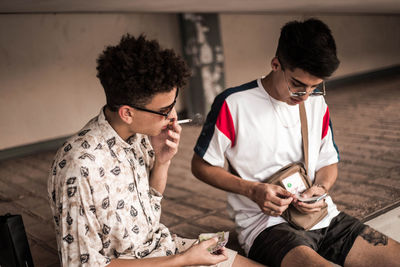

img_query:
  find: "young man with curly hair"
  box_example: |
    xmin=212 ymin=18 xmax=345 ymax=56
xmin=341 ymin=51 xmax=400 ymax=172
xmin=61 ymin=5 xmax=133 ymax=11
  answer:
xmin=192 ymin=18 xmax=400 ymax=267
xmin=48 ymin=34 xmax=264 ymax=267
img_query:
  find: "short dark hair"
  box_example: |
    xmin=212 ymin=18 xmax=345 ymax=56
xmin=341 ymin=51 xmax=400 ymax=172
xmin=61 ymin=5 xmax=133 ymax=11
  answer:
xmin=96 ymin=34 xmax=190 ymax=110
xmin=276 ymin=18 xmax=340 ymax=79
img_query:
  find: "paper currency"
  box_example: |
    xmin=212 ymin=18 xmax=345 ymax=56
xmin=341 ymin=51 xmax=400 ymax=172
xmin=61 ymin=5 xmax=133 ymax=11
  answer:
xmin=198 ymin=231 xmax=229 ymax=253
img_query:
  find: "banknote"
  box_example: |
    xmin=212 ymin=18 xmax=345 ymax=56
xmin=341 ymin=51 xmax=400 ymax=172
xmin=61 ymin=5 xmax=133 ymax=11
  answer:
xmin=198 ymin=231 xmax=229 ymax=254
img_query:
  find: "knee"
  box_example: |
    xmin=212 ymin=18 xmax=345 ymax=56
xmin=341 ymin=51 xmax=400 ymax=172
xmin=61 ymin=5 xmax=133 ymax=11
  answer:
xmin=281 ymin=246 xmax=332 ymax=267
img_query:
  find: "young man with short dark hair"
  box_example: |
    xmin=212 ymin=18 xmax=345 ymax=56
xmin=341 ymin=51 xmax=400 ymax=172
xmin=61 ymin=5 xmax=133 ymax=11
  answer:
xmin=48 ymin=34 xmax=264 ymax=267
xmin=192 ymin=18 xmax=400 ymax=267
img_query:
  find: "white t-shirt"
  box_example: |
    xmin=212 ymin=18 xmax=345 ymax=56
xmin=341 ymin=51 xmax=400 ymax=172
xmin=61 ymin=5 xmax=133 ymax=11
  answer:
xmin=194 ymin=79 xmax=340 ymax=255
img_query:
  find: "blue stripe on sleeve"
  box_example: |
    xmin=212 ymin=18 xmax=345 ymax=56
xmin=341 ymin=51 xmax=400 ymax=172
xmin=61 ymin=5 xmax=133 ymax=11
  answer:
xmin=329 ymin=119 xmax=340 ymax=161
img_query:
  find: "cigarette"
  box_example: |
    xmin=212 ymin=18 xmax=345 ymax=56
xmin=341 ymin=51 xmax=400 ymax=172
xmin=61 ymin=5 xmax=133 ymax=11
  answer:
xmin=177 ymin=119 xmax=192 ymax=124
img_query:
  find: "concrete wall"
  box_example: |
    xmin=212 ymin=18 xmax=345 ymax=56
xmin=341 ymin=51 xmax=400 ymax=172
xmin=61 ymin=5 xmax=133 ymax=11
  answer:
xmin=0 ymin=13 xmax=399 ymax=150
xmin=220 ymin=14 xmax=400 ymax=87
xmin=0 ymin=13 xmax=183 ymax=150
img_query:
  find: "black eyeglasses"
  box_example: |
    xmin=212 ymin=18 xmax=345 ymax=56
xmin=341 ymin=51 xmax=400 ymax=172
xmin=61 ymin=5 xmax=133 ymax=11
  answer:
xmin=128 ymin=99 xmax=176 ymax=119
xmin=283 ymin=70 xmax=326 ymax=97
xmin=114 ymin=88 xmax=179 ymax=119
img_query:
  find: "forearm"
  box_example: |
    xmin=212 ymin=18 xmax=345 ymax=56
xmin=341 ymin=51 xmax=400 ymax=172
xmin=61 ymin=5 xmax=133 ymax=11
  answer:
xmin=108 ymin=254 xmax=185 ymax=267
xmin=191 ymin=154 xmax=256 ymax=199
xmin=313 ymin=163 xmax=338 ymax=191
xmin=149 ymin=160 xmax=171 ymax=194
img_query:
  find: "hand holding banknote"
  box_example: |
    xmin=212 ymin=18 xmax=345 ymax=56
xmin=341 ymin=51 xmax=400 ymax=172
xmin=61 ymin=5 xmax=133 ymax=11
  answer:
xmin=181 ymin=233 xmax=229 ymax=265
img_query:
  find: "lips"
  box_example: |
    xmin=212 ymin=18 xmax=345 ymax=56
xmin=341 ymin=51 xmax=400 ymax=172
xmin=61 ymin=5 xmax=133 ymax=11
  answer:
xmin=291 ymin=97 xmax=305 ymax=104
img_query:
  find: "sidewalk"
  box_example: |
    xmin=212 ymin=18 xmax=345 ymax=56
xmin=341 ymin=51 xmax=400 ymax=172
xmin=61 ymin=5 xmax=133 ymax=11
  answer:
xmin=366 ymin=206 xmax=400 ymax=242
xmin=0 ymin=74 xmax=399 ymax=266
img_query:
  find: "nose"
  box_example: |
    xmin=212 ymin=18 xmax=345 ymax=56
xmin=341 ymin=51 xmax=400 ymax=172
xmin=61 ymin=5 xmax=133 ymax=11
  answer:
xmin=297 ymin=85 xmax=314 ymax=95
xmin=300 ymin=94 xmax=310 ymax=101
xmin=167 ymin=107 xmax=177 ymax=121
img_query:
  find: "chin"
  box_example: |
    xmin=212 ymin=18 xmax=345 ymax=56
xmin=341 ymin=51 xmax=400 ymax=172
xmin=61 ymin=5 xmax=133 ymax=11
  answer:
xmin=146 ymin=131 xmax=158 ymax=137
xmin=286 ymin=100 xmax=297 ymax=106
xmin=289 ymin=97 xmax=303 ymax=105
xmin=150 ymin=128 xmax=164 ymax=136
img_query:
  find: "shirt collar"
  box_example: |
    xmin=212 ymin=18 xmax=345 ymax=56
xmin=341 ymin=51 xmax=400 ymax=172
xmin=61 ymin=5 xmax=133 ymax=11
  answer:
xmin=96 ymin=107 xmax=139 ymax=159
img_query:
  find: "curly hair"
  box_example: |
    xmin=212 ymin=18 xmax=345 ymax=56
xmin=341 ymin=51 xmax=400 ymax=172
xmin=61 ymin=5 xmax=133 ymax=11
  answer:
xmin=96 ymin=34 xmax=190 ymax=110
xmin=276 ymin=18 xmax=340 ymax=79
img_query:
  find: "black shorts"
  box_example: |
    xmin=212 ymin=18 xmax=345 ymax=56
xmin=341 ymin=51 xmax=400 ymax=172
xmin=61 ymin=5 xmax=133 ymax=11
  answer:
xmin=248 ymin=212 xmax=366 ymax=267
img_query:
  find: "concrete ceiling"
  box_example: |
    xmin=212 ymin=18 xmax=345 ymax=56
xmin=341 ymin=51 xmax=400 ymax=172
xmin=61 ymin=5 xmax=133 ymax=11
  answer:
xmin=1 ymin=0 xmax=400 ymax=14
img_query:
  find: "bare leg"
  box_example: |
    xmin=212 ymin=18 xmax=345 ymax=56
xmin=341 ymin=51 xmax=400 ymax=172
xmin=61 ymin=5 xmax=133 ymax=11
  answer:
xmin=344 ymin=226 xmax=400 ymax=267
xmin=232 ymin=254 xmax=265 ymax=267
xmin=281 ymin=245 xmax=332 ymax=267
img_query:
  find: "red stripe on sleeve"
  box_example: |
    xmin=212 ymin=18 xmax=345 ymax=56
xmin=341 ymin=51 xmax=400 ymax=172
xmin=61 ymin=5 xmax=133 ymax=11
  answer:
xmin=322 ymin=106 xmax=330 ymax=139
xmin=216 ymin=101 xmax=236 ymax=147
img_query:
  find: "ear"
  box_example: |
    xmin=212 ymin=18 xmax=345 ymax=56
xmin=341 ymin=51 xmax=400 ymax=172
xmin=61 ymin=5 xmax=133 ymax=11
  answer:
xmin=118 ymin=106 xmax=134 ymax=124
xmin=271 ymin=57 xmax=281 ymax=71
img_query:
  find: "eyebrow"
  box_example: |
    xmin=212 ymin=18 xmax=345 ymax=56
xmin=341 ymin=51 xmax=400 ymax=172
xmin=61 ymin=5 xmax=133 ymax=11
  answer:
xmin=291 ymin=77 xmax=321 ymax=87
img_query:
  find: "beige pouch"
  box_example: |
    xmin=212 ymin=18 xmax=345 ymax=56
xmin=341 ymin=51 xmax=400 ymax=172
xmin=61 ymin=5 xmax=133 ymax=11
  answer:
xmin=266 ymin=162 xmax=328 ymax=230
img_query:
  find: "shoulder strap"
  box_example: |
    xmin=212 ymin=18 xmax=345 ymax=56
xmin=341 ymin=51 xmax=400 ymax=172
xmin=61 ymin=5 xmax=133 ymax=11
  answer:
xmin=299 ymin=102 xmax=309 ymax=173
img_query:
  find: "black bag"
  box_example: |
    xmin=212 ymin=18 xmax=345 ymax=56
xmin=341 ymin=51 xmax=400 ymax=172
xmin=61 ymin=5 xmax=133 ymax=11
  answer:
xmin=0 ymin=214 xmax=34 ymax=267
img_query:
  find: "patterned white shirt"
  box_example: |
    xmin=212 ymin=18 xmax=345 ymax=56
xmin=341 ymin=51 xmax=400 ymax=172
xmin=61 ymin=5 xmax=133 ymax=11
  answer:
xmin=48 ymin=108 xmax=178 ymax=266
